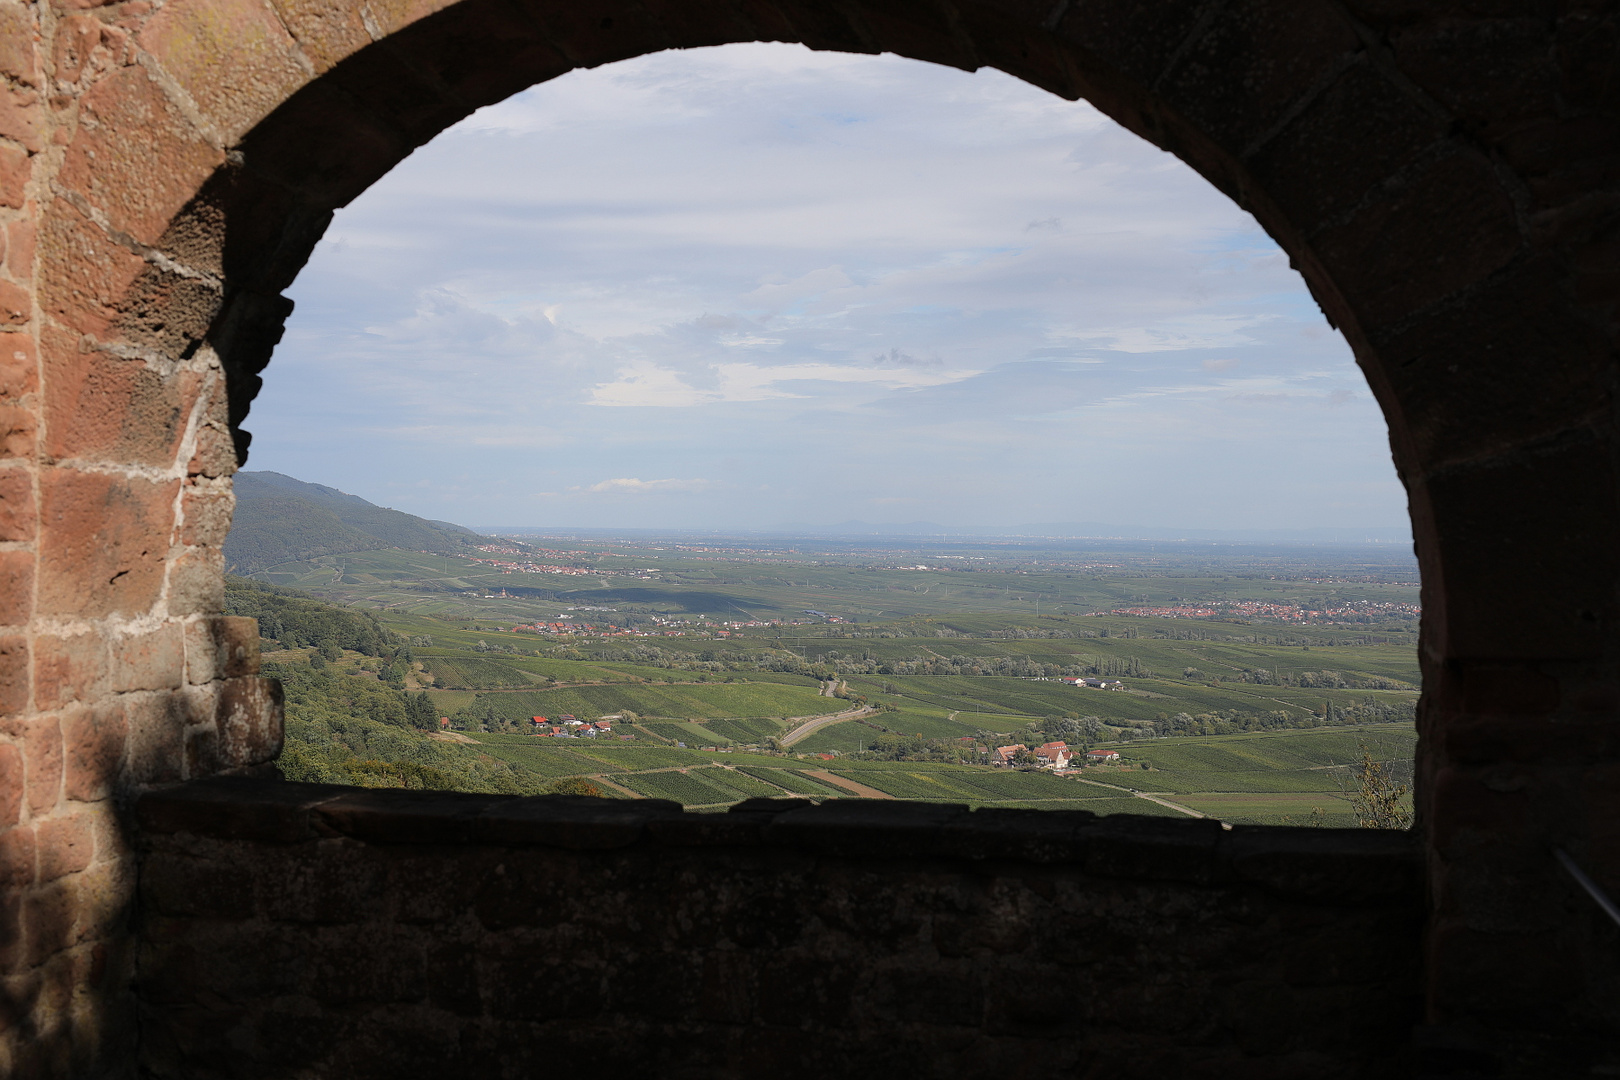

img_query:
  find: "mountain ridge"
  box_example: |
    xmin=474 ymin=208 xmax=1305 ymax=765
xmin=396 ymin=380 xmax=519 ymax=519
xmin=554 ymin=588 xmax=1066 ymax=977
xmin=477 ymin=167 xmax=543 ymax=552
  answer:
xmin=225 ymin=471 xmax=490 ymax=573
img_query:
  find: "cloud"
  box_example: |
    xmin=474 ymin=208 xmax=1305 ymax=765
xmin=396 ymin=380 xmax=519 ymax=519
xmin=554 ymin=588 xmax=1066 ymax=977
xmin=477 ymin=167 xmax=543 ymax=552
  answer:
xmin=246 ymin=43 xmax=1405 ymax=532
xmin=586 ymin=360 xmax=978 ymax=407
xmin=574 ymin=477 xmax=712 ymax=494
xmin=1060 ymin=314 xmax=1276 ymax=353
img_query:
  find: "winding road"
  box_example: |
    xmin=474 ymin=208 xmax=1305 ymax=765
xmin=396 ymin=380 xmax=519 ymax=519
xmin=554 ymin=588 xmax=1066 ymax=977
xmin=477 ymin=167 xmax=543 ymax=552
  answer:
xmin=780 ymin=703 xmax=878 ymax=747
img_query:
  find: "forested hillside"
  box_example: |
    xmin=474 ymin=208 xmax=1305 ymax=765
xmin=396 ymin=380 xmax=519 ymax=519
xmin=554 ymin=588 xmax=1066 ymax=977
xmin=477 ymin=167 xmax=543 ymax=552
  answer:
xmin=225 ymin=471 xmax=491 ymax=572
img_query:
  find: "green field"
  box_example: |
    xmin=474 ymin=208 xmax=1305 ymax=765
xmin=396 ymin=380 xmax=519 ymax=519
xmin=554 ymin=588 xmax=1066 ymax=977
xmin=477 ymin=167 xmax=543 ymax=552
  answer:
xmin=436 ymin=723 xmax=1413 ymax=826
xmin=251 ymin=539 xmax=1420 ymax=827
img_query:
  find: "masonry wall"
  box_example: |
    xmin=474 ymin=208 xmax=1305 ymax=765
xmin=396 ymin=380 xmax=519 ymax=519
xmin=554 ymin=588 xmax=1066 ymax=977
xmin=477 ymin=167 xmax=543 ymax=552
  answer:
xmin=0 ymin=0 xmax=1617 ymax=1075
xmin=0 ymin=1 xmax=286 ymax=1072
xmin=135 ymin=781 xmax=1424 ymax=1080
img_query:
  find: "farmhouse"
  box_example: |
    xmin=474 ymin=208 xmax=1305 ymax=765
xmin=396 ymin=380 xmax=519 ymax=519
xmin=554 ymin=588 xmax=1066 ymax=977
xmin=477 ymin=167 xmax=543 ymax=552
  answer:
xmin=1086 ymin=749 xmax=1122 ymax=763
xmin=1034 ymin=742 xmax=1073 ymax=769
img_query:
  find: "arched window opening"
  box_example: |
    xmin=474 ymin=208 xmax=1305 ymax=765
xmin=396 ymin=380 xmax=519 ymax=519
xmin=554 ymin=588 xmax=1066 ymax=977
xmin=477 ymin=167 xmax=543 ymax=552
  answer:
xmin=228 ymin=45 xmax=1418 ymax=824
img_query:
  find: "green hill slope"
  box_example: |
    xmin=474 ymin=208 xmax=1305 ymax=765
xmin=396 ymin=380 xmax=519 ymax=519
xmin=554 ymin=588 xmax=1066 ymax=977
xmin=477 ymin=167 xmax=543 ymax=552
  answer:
xmin=225 ymin=471 xmax=490 ymax=572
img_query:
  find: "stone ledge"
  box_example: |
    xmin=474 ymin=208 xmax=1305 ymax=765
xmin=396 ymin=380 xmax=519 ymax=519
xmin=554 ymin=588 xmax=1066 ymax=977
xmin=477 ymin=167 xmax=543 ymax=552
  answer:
xmin=135 ymin=778 xmax=1421 ymax=902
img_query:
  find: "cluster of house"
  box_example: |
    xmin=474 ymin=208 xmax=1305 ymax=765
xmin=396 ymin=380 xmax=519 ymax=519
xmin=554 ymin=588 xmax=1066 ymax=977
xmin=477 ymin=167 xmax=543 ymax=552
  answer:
xmin=1098 ymin=599 xmax=1420 ymax=622
xmin=989 ymin=742 xmax=1124 ymax=769
xmin=528 ymin=715 xmax=625 ymax=738
xmin=1060 ymin=676 xmax=1126 ymax=690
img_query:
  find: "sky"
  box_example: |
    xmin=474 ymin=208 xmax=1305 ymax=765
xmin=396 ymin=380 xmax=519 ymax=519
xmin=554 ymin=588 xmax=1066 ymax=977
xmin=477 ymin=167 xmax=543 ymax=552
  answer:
xmin=247 ymin=42 xmax=1409 ymax=534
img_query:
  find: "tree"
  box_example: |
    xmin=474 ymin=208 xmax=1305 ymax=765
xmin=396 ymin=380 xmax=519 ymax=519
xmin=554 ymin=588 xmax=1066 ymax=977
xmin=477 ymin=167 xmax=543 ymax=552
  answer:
xmin=1349 ymin=742 xmax=1412 ymax=829
xmin=547 ymin=777 xmax=603 ymax=797
xmin=406 ymin=691 xmax=437 ymax=730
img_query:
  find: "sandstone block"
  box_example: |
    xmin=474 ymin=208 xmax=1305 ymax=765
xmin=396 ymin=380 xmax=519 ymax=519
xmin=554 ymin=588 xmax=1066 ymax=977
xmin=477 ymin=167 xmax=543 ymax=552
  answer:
xmin=36 ymin=809 xmax=93 ymax=882
xmin=186 ymin=421 xmax=236 ymax=479
xmin=0 ymin=4 xmax=40 ymax=87
xmin=35 ymin=210 xmax=147 ymax=342
xmin=344 ymin=0 xmax=456 ymax=42
xmin=1312 ymin=147 xmax=1522 ymax=329
xmin=0 ymin=821 xmax=33 ymax=889
xmin=50 ymin=14 xmax=101 ymax=84
xmin=1050 ymin=0 xmax=1208 ymax=87
xmin=0 ymin=549 xmax=31 ymax=627
xmin=0 ymin=144 xmax=29 ymax=210
xmin=0 ymin=86 xmax=41 ymax=154
xmin=54 ymin=65 xmax=223 ymax=247
xmin=0 ymin=742 xmax=20 ymax=827
xmin=139 ymin=0 xmax=311 ymax=144
xmin=32 ymin=629 xmax=107 ymax=711
xmin=1372 ymin=254 xmax=1609 ymax=469
xmin=0 ymin=467 xmax=33 ymax=541
xmin=178 ymin=483 xmax=233 ymax=549
xmin=1423 ymin=440 xmax=1617 ymax=659
xmin=1248 ymin=62 xmax=1447 ymax=237
xmin=110 ymin=623 xmax=184 ymax=694
xmin=0 ymin=402 xmax=36 ymax=459
xmin=124 ymin=693 xmax=185 ymax=786
xmin=42 ymin=350 xmax=192 ymax=467
xmin=214 ymin=674 xmax=282 ymax=768
xmin=361 ymin=0 xmax=566 ymax=130
xmin=0 ymin=332 xmax=35 ymax=398
xmin=24 ymin=713 xmax=61 ymax=816
xmin=164 ymin=544 xmax=225 ymax=617
xmin=183 ymin=614 xmax=258 ymax=685
xmin=0 ymin=280 xmax=30 ymax=326
xmin=1157 ymin=0 xmax=1361 ymax=154
xmin=6 ymin=219 xmax=34 ymax=285
xmin=23 ymin=877 xmax=77 ymax=967
xmin=0 ymin=634 xmax=27 ymax=717
xmin=38 ymin=471 xmax=177 ymax=620
xmin=265 ymin=0 xmax=372 ymax=73
xmin=62 ymin=702 xmax=126 ymax=802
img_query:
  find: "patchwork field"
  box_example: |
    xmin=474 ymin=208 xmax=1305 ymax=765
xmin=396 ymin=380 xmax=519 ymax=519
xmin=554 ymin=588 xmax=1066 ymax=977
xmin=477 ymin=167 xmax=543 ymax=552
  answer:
xmin=452 ymin=722 xmax=1412 ymax=825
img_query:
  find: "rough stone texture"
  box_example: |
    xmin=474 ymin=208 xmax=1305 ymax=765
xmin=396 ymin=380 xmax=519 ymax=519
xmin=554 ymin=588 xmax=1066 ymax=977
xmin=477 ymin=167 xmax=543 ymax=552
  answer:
xmin=135 ymin=781 xmax=1424 ymax=1080
xmin=0 ymin=0 xmax=1610 ymax=1075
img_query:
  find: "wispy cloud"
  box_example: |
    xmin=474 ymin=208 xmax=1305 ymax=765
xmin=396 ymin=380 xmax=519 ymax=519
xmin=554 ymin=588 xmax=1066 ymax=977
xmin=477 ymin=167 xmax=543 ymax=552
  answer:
xmin=248 ymin=43 xmax=1403 ymax=531
xmin=587 ymin=361 xmax=978 ymax=407
xmin=574 ymin=477 xmax=712 ymax=494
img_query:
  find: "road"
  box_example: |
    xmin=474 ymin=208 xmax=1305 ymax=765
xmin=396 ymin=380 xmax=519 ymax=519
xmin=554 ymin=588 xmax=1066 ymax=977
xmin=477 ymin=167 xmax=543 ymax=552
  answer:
xmin=1071 ymin=776 xmax=1207 ymax=818
xmin=780 ymin=704 xmax=878 ymax=747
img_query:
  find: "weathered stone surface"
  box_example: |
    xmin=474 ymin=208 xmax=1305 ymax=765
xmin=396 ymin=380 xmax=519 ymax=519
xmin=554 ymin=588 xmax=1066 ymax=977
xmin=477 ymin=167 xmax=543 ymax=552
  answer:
xmin=134 ymin=780 xmax=1425 ymax=1080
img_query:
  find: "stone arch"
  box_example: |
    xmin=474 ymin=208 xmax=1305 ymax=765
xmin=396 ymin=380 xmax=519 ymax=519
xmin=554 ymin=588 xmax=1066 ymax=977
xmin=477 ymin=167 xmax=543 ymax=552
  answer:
xmin=4 ymin=0 xmax=1617 ymax=1074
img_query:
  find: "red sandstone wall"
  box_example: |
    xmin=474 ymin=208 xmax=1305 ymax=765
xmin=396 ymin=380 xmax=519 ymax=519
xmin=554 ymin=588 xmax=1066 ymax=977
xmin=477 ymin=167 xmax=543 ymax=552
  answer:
xmin=0 ymin=0 xmax=287 ymax=1071
xmin=135 ymin=785 xmax=1424 ymax=1080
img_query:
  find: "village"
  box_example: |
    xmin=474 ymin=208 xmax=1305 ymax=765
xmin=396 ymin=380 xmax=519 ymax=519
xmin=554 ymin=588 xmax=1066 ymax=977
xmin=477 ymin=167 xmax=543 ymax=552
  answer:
xmin=1100 ymin=598 xmax=1421 ymax=622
